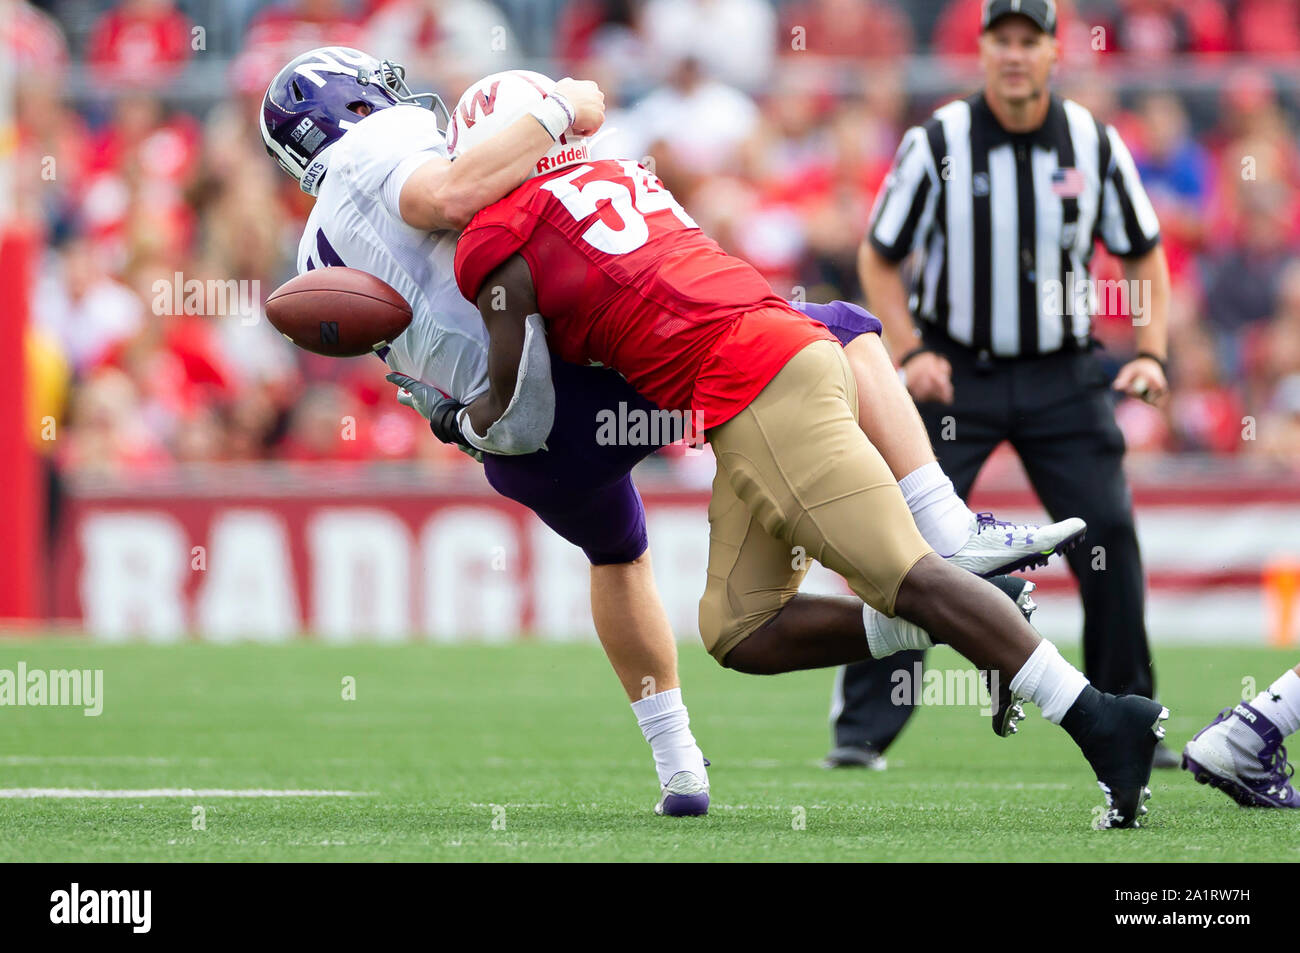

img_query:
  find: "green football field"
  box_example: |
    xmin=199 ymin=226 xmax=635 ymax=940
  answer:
xmin=0 ymin=638 xmax=1295 ymax=862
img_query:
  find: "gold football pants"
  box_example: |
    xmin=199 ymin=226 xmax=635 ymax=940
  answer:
xmin=699 ymin=340 xmax=934 ymax=662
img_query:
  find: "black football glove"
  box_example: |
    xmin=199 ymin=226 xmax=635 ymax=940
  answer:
xmin=385 ymin=372 xmax=483 ymax=462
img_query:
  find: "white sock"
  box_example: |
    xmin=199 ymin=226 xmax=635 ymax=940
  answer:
xmin=863 ymin=605 xmax=933 ymax=658
xmin=631 ymin=688 xmax=708 ymax=787
xmin=899 ymin=461 xmax=975 ymax=557
xmin=1249 ymin=669 xmax=1300 ymax=736
xmin=1009 ymin=639 xmax=1089 ymax=724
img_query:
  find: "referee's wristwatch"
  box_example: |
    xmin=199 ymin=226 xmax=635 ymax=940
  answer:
xmin=896 ymin=345 xmax=933 ymax=388
xmin=1134 ymin=351 xmax=1168 ymax=374
xmin=898 ymin=346 xmax=932 ymax=367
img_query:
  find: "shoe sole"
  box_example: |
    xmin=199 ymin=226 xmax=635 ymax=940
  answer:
xmin=1181 ymin=748 xmax=1298 ymax=809
xmin=655 ymin=792 xmax=710 ymax=817
xmin=821 ymin=756 xmax=887 ymax=770
xmin=993 ymin=694 xmax=1027 ymax=738
xmin=976 ymin=524 xmax=1087 ymax=578
xmin=988 ymin=577 xmax=1034 ymax=738
xmin=1095 ymin=705 xmax=1168 ymax=829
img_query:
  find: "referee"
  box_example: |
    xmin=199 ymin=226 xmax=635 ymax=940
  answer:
xmin=827 ymin=0 xmax=1178 ymax=769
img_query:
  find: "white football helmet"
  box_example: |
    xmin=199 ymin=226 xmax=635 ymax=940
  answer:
xmin=447 ymin=70 xmax=591 ymax=179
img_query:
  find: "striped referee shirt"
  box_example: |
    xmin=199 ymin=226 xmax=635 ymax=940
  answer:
xmin=868 ymin=93 xmax=1161 ymax=357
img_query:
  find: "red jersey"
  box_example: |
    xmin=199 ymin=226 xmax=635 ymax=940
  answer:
xmin=454 ymin=159 xmax=835 ymax=430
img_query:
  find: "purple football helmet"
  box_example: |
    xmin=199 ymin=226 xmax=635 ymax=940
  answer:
xmin=260 ymin=46 xmax=449 ymax=195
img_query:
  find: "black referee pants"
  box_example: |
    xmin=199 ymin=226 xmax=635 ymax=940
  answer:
xmin=830 ymin=340 xmax=1156 ymax=753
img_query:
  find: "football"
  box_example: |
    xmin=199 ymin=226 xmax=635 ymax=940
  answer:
xmin=266 ymin=267 xmax=412 ymax=357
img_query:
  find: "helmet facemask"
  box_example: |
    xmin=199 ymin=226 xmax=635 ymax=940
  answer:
xmin=373 ymin=60 xmax=451 ymax=136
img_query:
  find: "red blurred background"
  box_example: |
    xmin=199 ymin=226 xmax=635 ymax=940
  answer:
xmin=2 ymin=0 xmax=1299 ymax=641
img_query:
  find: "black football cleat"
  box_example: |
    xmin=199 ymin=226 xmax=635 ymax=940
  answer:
xmin=983 ymin=575 xmax=1037 ymax=738
xmin=822 ymin=744 xmax=887 ymax=770
xmin=1064 ymin=687 xmax=1168 ymax=828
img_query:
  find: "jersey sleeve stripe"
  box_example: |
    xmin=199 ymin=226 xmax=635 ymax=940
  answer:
xmin=1106 ymin=126 xmax=1161 ymax=256
xmin=869 ymin=126 xmax=936 ymax=260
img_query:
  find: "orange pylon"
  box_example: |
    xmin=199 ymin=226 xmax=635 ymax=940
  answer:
xmin=1264 ymin=558 xmax=1300 ymax=646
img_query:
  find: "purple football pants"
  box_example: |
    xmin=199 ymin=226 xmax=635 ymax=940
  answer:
xmin=482 ymin=300 xmax=883 ymax=565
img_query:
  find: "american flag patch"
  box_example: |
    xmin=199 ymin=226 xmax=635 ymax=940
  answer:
xmin=1052 ymin=167 xmax=1085 ymax=198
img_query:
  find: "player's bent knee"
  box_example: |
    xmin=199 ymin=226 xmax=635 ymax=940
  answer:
xmin=719 ymin=635 xmax=763 ymax=673
xmin=717 ymin=609 xmax=804 ymax=674
xmin=698 ymin=589 xmax=780 ymax=668
xmin=591 ymin=549 xmax=650 ymax=569
xmin=584 ymin=527 xmax=648 ymax=566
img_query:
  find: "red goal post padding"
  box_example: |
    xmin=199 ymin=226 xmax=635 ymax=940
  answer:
xmin=0 ymin=227 xmax=41 ymax=620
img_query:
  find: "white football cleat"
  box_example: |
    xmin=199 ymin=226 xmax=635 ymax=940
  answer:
xmin=1182 ymin=703 xmax=1300 ymax=809
xmin=947 ymin=513 xmax=1086 ymax=578
xmin=654 ymin=770 xmax=710 ymax=817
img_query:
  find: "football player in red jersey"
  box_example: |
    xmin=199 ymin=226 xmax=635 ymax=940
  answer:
xmin=441 ymin=75 xmax=1170 ymax=829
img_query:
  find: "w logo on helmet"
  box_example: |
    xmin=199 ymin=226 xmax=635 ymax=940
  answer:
xmin=449 ymin=70 xmax=590 ymax=180
xmin=459 ymin=82 xmax=501 ymax=129
xmin=447 ymin=82 xmax=500 ymax=152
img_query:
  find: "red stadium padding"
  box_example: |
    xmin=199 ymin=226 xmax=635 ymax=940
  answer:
xmin=43 ymin=471 xmax=1300 ymax=646
xmin=0 ymin=228 xmax=41 ymax=621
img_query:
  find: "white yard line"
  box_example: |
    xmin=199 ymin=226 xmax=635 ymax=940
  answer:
xmin=0 ymin=755 xmax=178 ymax=766
xmin=0 ymin=788 xmax=371 ymax=798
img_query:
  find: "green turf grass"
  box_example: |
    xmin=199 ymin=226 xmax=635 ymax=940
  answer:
xmin=0 ymin=639 xmax=1295 ymax=861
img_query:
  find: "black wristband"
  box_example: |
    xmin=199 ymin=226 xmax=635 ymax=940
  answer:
xmin=898 ymin=346 xmax=933 ymax=368
xmin=1135 ymin=351 xmax=1167 ymax=374
xmin=428 ymin=398 xmax=466 ymax=446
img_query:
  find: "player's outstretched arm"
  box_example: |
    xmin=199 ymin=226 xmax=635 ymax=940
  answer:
xmin=399 ymin=78 xmax=605 ymax=231
xmin=457 ymin=255 xmax=554 ymax=455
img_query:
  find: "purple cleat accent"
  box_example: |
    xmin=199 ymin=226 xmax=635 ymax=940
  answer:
xmin=654 ymin=770 xmax=710 ymax=817
xmin=948 ymin=513 xmax=1087 ymax=578
xmin=1182 ymin=702 xmax=1300 ymax=809
xmin=658 ymin=792 xmax=711 ymax=817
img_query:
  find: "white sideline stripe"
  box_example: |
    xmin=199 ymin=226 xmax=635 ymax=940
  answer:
xmin=0 ymin=756 xmax=177 ymax=766
xmin=0 ymin=788 xmax=371 ymax=799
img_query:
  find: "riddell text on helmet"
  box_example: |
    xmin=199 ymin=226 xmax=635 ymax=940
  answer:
xmin=537 ymin=142 xmax=590 ymax=175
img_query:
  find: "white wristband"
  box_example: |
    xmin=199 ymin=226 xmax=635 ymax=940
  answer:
xmin=529 ymin=92 xmax=575 ymax=141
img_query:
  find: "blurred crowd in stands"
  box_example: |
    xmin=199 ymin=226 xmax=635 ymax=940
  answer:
xmin=8 ymin=0 xmax=1300 ymax=478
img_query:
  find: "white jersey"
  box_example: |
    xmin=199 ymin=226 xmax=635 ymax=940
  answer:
xmin=296 ymin=104 xmax=490 ymax=402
